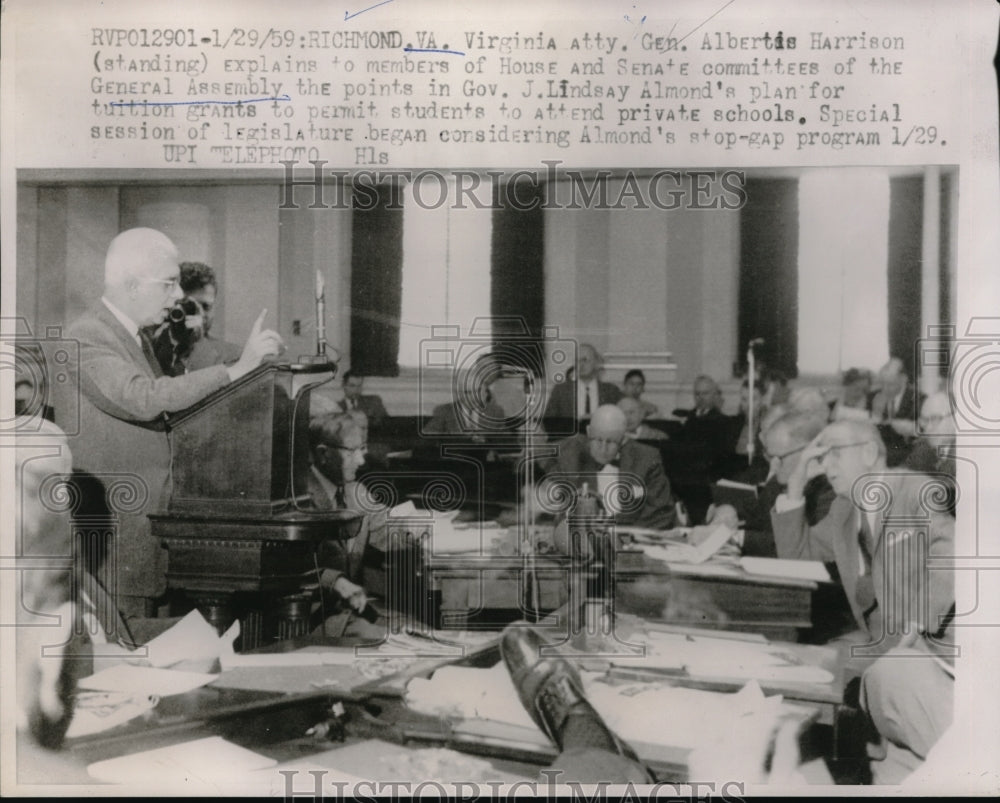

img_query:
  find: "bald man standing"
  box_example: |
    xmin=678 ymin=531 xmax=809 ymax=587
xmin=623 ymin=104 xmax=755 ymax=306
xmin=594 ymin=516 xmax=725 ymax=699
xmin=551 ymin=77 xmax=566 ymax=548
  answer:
xmin=52 ymin=228 xmax=283 ymax=620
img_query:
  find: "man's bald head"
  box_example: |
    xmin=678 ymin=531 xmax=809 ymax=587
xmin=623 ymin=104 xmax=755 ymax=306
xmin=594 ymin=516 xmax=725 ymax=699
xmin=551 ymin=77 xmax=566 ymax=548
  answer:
xmin=102 ymin=228 xmax=184 ymax=327
xmin=789 ymin=387 xmax=830 ymax=422
xmin=105 ymin=228 xmax=179 ymax=287
xmin=587 ymin=404 xmax=627 ymax=465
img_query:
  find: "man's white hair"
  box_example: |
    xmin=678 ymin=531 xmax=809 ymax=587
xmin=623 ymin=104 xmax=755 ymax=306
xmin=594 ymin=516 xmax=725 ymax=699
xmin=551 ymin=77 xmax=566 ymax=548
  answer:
xmin=104 ymin=228 xmax=179 ymax=288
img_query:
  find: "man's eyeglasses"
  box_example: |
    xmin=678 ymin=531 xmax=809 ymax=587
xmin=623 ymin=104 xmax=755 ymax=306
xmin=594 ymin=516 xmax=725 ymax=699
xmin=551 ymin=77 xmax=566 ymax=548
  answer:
xmin=762 ymin=444 xmax=806 ymax=462
xmin=818 ymin=441 xmax=869 ymax=461
xmin=334 ymin=444 xmax=368 ymax=457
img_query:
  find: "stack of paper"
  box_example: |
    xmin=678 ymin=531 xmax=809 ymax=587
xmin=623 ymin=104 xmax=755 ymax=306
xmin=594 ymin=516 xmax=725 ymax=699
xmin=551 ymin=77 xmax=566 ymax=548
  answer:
xmin=739 ymin=557 xmax=832 ymax=583
xmin=612 ymin=631 xmax=834 ymax=684
xmin=640 ymin=524 xmax=733 ymax=564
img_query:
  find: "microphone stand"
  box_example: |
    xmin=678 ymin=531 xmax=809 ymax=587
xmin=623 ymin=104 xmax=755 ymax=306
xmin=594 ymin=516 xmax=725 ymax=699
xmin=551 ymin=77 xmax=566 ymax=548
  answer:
xmin=747 ymin=341 xmax=757 ymax=466
xmin=519 ymin=370 xmax=541 ymax=619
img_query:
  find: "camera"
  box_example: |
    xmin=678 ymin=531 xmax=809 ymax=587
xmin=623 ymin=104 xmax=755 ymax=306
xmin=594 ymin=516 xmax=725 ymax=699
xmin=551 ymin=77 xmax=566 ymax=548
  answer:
xmin=1 ymin=319 xmax=80 ymax=435
xmin=418 ymin=316 xmax=578 ymax=438
xmin=168 ymin=297 xmax=205 ymax=337
xmin=916 ymin=319 xmax=1000 ymax=436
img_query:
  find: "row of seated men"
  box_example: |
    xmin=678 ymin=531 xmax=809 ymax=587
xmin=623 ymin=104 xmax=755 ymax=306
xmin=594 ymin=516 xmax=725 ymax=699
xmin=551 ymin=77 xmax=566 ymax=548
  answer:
xmin=17 ymin=226 xmax=954 ymax=784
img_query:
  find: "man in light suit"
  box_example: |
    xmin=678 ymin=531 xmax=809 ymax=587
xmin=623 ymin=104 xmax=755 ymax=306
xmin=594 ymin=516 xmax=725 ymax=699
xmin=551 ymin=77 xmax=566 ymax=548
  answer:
xmin=307 ymin=413 xmax=389 ymax=639
xmin=52 ymin=228 xmax=283 ymax=620
xmin=337 ymin=370 xmax=388 ymax=429
xmin=770 ymin=419 xmax=954 ymax=782
xmin=543 ymin=343 xmax=621 ymax=426
xmin=542 ymin=405 xmax=676 ymax=532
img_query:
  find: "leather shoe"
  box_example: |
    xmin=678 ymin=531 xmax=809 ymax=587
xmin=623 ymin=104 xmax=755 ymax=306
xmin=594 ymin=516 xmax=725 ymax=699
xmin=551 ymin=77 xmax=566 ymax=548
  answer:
xmin=500 ymin=623 xmax=645 ymax=768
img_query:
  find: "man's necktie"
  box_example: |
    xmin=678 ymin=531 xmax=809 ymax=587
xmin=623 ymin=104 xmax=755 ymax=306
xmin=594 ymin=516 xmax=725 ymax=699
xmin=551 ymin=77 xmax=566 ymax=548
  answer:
xmin=584 ymin=385 xmax=592 ymax=416
xmin=139 ymin=331 xmax=164 ymax=378
xmin=334 ymin=485 xmax=347 ymax=509
xmin=855 ymin=512 xmax=877 ymax=617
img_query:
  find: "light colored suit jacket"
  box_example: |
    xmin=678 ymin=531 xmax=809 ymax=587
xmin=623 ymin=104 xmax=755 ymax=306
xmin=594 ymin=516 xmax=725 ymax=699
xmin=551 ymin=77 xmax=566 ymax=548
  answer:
xmin=52 ymin=303 xmax=230 ymax=598
xmin=772 ymin=469 xmax=954 ymax=653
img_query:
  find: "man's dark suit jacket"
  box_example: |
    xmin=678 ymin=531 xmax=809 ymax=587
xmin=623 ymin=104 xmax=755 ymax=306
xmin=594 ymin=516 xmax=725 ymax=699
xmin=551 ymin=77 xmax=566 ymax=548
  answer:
xmin=871 ymin=386 xmax=923 ymax=423
xmin=337 ymin=394 xmax=389 ymax=429
xmin=549 ymin=434 xmax=676 ymax=529
xmin=52 ymin=303 xmax=230 ymax=600
xmin=543 ymin=379 xmax=622 ymax=421
xmin=771 ymin=469 xmax=954 ymax=654
xmin=424 ymin=398 xmax=507 ymax=436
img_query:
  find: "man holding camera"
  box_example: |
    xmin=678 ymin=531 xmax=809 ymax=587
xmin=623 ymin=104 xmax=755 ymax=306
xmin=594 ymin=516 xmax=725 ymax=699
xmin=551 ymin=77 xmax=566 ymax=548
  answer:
xmin=151 ymin=261 xmax=242 ymax=376
xmin=52 ymin=228 xmax=284 ymax=620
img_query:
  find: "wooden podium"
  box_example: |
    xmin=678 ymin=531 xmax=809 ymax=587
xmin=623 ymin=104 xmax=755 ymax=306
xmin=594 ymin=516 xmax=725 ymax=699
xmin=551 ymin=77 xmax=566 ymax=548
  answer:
xmin=150 ymin=361 xmax=361 ymax=648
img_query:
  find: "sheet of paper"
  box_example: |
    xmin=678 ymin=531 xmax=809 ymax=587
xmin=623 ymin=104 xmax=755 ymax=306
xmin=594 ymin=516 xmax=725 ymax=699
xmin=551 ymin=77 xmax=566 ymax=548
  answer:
xmin=77 ymin=665 xmax=219 ymax=696
xmin=612 ymin=632 xmax=835 ymax=684
xmin=87 ymin=736 xmax=276 ymax=787
xmin=142 ymin=609 xmax=240 ymax=668
xmin=740 ymin=557 xmax=833 ymax=583
xmin=219 ymin=649 xmax=358 ymax=670
xmin=64 ymin=692 xmax=160 ymax=739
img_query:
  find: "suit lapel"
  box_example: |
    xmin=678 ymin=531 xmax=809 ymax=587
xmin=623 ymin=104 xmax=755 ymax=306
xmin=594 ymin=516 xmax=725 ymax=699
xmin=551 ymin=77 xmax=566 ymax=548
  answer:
xmin=95 ymin=304 xmax=155 ymax=379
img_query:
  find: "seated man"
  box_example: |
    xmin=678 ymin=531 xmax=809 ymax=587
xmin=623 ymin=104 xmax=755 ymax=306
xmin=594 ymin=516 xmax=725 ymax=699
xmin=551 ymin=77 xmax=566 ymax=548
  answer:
xmin=14 ymin=419 xmax=177 ymax=753
xmin=621 ymin=368 xmax=659 ymax=419
xmin=541 ymin=404 xmax=676 ymax=532
xmin=871 ymin=357 xmax=924 ymax=435
xmin=424 ymin=357 xmax=508 ymax=441
xmin=337 ymin=370 xmax=388 ymax=429
xmin=734 ymin=410 xmax=835 ymax=558
xmin=903 ymin=391 xmax=957 ymax=516
xmin=308 ymin=413 xmax=389 ymax=639
xmin=771 ymin=420 xmax=954 ymax=674
xmin=618 ymin=396 xmax=668 ymax=441
xmin=859 ymin=628 xmax=954 ymax=784
xmin=832 ymin=367 xmax=874 ymax=422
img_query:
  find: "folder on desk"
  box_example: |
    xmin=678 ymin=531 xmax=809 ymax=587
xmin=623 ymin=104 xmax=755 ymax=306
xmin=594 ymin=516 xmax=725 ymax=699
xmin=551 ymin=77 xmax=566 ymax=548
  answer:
xmin=740 ymin=556 xmax=832 ymax=583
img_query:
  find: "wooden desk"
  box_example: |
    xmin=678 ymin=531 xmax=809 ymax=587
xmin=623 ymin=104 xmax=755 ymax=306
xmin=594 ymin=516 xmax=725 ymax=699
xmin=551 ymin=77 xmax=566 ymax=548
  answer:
xmin=614 ymin=551 xmax=819 ymax=642
xmin=420 ymin=546 xmax=820 ymax=641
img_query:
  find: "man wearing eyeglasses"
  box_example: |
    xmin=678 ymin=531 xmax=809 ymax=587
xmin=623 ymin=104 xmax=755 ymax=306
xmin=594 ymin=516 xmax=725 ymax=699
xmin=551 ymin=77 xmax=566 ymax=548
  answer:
xmin=771 ymin=419 xmax=955 ymax=782
xmin=52 ymin=228 xmax=284 ymax=622
xmin=307 ymin=413 xmax=387 ymax=639
xmin=543 ymin=404 xmax=676 ymax=533
xmin=733 ymin=411 xmax=835 ymax=558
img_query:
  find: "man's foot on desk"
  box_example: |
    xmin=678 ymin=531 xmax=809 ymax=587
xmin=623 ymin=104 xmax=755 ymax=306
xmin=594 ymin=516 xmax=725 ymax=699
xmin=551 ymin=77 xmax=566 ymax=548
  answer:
xmin=500 ymin=623 xmax=653 ymax=780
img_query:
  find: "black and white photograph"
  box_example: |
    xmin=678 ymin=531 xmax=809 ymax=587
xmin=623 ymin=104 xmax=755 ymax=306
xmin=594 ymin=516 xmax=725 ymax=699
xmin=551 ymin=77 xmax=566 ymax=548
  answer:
xmin=2 ymin=1 xmax=998 ymax=797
